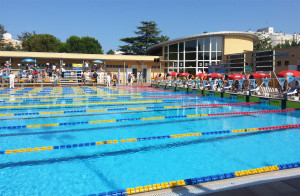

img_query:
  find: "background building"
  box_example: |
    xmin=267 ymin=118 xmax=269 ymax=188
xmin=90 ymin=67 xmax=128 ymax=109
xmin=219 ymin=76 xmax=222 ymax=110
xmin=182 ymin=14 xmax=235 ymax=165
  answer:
xmin=1 ymin=33 xmax=22 ymax=48
xmin=225 ymin=46 xmax=300 ymax=75
xmin=146 ymin=32 xmax=258 ymax=74
xmin=249 ymin=27 xmax=300 ymax=47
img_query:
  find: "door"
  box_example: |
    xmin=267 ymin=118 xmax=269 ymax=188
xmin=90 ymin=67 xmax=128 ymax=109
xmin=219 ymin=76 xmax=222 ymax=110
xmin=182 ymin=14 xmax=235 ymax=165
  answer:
xmin=143 ymin=68 xmax=147 ymax=82
xmin=132 ymin=68 xmax=137 ymax=82
xmin=126 ymin=68 xmax=132 ymax=84
xmin=147 ymin=68 xmax=151 ymax=83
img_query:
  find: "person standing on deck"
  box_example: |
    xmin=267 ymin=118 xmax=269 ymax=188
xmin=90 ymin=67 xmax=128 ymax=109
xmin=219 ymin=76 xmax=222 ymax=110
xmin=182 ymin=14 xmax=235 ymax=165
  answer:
xmin=9 ymin=72 xmax=15 ymax=88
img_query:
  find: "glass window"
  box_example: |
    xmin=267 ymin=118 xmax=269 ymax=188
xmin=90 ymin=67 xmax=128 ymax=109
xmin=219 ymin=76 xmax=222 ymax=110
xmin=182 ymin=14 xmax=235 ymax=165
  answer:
xmin=211 ymin=52 xmax=216 ymax=60
xmin=169 ymin=53 xmax=178 ymax=60
xmin=217 ymin=52 xmax=222 ymax=60
xmin=185 ymin=40 xmax=197 ymax=52
xmin=169 ymin=44 xmax=178 ymax=52
xmin=198 ymin=52 xmax=203 ymax=60
xmin=179 ymin=62 xmax=184 ymax=67
xmin=204 ymin=38 xmax=210 ymax=51
xmin=164 ymin=46 xmax=168 ymax=54
xmin=204 ymin=52 xmax=210 ymax=60
xmin=216 ymin=37 xmax=223 ymax=51
xmin=179 ymin=53 xmax=184 ymax=60
xmin=285 ymin=60 xmax=289 ymax=66
xmin=211 ymin=37 xmax=217 ymax=51
xmin=185 ymin=68 xmax=196 ymax=75
xmin=198 ymin=62 xmax=203 ymax=67
xmin=185 ymin=52 xmax=196 ymax=60
xmin=164 ymin=53 xmax=168 ymax=60
xmin=204 ymin=61 xmax=209 ymax=67
xmin=179 ymin=42 xmax=184 ymax=52
xmin=185 ymin=61 xmax=196 ymax=67
xmin=277 ymin=61 xmax=281 ymax=66
xmin=198 ymin=38 xmax=204 ymax=51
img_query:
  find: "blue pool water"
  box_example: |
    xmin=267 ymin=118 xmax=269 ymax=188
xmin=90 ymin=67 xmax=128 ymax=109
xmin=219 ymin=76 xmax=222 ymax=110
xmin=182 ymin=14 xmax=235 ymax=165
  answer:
xmin=0 ymin=86 xmax=299 ymax=195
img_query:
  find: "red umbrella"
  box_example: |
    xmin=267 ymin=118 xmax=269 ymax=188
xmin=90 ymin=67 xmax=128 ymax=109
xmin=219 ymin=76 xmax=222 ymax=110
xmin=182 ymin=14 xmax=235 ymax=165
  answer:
xmin=276 ymin=70 xmax=300 ymax=77
xmin=228 ymin=74 xmax=245 ymax=80
xmin=170 ymin=72 xmax=179 ymax=76
xmin=197 ymin=73 xmax=208 ymax=77
xmin=179 ymin=73 xmax=192 ymax=77
xmin=250 ymin=73 xmax=270 ymax=79
xmin=208 ymin=73 xmax=223 ymax=78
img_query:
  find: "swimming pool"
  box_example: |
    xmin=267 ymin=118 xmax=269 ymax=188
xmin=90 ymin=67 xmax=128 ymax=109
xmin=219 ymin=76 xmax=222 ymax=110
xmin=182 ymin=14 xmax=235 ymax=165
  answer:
xmin=0 ymin=86 xmax=299 ymax=195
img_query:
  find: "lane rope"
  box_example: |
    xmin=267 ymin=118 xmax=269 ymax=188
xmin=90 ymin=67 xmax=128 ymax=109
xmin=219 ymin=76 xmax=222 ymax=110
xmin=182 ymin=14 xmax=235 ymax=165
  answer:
xmin=0 ymin=102 xmax=258 ymax=117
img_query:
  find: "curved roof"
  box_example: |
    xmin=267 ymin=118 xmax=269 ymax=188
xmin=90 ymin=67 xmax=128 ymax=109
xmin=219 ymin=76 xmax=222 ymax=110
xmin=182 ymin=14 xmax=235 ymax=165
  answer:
xmin=146 ymin=31 xmax=259 ymax=54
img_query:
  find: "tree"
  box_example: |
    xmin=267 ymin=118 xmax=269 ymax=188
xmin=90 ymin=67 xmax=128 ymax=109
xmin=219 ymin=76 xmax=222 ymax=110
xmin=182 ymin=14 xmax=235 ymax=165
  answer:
xmin=0 ymin=24 xmax=7 ymax=40
xmin=254 ymin=36 xmax=272 ymax=51
xmin=17 ymin=31 xmax=36 ymax=41
xmin=106 ymin=49 xmax=115 ymax=54
xmin=119 ymin=21 xmax=169 ymax=55
xmin=62 ymin=36 xmax=103 ymax=54
xmin=22 ymin=34 xmax=62 ymax=52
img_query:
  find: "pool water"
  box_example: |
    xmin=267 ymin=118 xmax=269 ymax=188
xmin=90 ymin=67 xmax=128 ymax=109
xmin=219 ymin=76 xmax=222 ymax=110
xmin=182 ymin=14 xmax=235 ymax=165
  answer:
xmin=0 ymin=86 xmax=299 ymax=196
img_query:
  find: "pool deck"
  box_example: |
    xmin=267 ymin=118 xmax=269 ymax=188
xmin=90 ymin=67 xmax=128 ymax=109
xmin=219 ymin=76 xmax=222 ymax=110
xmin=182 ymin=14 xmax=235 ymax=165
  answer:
xmin=139 ymin=168 xmax=300 ymax=196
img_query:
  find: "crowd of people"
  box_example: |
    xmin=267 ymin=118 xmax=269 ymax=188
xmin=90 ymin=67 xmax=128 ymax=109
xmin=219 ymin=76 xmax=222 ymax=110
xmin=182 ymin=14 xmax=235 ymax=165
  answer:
xmin=153 ymin=72 xmax=300 ymax=95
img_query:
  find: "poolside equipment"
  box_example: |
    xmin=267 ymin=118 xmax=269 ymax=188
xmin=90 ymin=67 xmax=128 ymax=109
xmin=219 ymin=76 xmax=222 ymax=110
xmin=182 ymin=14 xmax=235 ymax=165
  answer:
xmin=208 ymin=73 xmax=223 ymax=78
xmin=276 ymin=70 xmax=300 ymax=77
xmin=228 ymin=74 xmax=245 ymax=80
xmin=93 ymin=60 xmax=103 ymax=63
xmin=250 ymin=73 xmax=270 ymax=79
xmin=22 ymin=58 xmax=36 ymax=63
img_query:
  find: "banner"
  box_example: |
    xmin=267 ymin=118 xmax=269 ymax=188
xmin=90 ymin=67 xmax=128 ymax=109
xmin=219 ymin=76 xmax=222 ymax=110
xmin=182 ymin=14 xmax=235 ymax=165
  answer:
xmin=263 ymin=78 xmax=269 ymax=87
xmin=278 ymin=78 xmax=286 ymax=89
xmin=72 ymin=64 xmax=83 ymax=70
xmin=249 ymin=79 xmax=256 ymax=88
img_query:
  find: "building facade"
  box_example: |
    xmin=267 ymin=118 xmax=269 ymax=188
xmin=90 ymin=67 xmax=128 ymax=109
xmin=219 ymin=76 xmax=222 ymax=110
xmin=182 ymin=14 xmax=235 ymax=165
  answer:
xmin=146 ymin=32 xmax=258 ymax=75
xmin=225 ymin=46 xmax=300 ymax=75
xmin=0 ymin=51 xmax=162 ymax=84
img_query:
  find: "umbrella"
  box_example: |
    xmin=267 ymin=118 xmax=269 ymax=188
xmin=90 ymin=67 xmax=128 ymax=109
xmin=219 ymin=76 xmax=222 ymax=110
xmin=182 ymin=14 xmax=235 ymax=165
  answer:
xmin=22 ymin=58 xmax=35 ymax=63
xmin=228 ymin=74 xmax=245 ymax=80
xmin=170 ymin=72 xmax=179 ymax=76
xmin=250 ymin=73 xmax=270 ymax=79
xmin=208 ymin=73 xmax=223 ymax=78
xmin=276 ymin=70 xmax=300 ymax=77
xmin=179 ymin=73 xmax=191 ymax=77
xmin=93 ymin=60 xmax=103 ymax=63
xmin=197 ymin=73 xmax=208 ymax=77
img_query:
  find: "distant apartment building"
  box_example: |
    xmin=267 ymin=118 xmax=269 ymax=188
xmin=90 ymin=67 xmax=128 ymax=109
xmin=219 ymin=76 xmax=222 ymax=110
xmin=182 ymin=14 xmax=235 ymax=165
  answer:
xmin=1 ymin=33 xmax=22 ymax=48
xmin=248 ymin=27 xmax=300 ymax=47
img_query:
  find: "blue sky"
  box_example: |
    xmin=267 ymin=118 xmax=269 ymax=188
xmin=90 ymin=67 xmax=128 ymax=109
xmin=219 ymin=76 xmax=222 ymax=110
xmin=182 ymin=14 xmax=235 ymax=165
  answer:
xmin=1 ymin=0 xmax=299 ymax=53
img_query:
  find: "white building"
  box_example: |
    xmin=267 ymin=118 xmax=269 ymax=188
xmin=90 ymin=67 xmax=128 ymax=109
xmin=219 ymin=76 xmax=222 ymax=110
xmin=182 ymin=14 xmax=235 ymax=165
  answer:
xmin=248 ymin=27 xmax=300 ymax=47
xmin=2 ymin=33 xmax=22 ymax=47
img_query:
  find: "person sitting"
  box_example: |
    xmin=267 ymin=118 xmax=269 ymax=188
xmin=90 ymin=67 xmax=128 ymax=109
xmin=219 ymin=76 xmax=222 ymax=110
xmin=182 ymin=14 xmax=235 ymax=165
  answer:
xmin=92 ymin=71 xmax=98 ymax=86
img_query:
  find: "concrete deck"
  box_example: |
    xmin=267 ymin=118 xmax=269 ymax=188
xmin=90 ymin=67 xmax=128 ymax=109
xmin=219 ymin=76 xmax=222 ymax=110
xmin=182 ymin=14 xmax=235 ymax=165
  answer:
xmin=138 ymin=168 xmax=300 ymax=196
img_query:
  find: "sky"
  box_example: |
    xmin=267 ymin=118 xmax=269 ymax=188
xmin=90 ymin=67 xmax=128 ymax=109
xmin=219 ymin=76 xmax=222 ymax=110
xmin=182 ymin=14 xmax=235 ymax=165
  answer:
xmin=0 ymin=0 xmax=299 ymax=53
